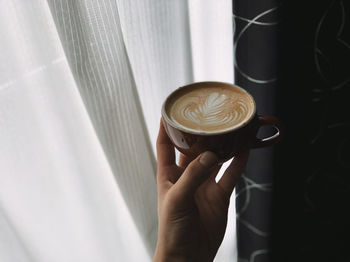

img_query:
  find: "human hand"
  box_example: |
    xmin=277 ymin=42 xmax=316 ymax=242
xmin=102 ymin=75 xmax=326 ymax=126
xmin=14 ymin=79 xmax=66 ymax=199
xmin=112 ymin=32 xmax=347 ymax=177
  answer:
xmin=153 ymin=121 xmax=249 ymax=262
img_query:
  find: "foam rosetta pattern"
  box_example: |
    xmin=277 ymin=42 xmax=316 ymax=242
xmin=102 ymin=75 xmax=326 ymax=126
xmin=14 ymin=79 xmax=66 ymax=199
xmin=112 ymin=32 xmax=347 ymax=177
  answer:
xmin=170 ymin=89 xmax=252 ymax=132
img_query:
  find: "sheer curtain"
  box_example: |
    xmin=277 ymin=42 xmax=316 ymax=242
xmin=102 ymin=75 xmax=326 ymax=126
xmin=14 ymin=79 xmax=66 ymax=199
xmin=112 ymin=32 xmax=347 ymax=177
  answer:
xmin=0 ymin=1 xmax=234 ymax=261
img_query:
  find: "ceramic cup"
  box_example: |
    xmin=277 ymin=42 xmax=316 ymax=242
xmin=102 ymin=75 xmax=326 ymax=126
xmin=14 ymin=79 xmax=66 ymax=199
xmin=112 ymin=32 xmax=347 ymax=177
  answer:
xmin=161 ymin=81 xmax=283 ymax=162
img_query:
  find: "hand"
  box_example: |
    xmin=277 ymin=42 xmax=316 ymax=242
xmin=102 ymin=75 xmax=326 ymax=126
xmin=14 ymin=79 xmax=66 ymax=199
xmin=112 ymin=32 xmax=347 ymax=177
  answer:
xmin=153 ymin=121 xmax=249 ymax=262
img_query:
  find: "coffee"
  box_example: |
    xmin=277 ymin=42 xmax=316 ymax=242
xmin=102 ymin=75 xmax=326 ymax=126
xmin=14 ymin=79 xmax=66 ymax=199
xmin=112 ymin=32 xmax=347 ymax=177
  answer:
xmin=165 ymin=84 xmax=255 ymax=133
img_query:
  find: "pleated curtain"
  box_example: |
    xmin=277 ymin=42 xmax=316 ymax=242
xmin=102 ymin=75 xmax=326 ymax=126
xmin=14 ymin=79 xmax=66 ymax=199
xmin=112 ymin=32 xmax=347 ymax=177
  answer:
xmin=0 ymin=1 xmax=236 ymax=261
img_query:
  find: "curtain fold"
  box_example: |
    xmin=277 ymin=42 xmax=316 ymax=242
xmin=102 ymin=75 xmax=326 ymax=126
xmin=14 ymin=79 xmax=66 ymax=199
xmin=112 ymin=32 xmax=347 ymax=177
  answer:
xmin=115 ymin=0 xmax=193 ymax=152
xmin=187 ymin=0 xmax=234 ymax=83
xmin=47 ymin=0 xmax=158 ymax=254
xmin=0 ymin=1 xmax=151 ymax=261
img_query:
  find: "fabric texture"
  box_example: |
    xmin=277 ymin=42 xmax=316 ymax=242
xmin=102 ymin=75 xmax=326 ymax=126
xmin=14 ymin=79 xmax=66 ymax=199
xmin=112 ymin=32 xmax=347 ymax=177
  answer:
xmin=47 ymin=0 xmax=159 ymax=253
xmin=0 ymin=1 xmax=151 ymax=261
xmin=0 ymin=1 xmax=236 ymax=261
xmin=233 ymin=0 xmax=350 ymax=261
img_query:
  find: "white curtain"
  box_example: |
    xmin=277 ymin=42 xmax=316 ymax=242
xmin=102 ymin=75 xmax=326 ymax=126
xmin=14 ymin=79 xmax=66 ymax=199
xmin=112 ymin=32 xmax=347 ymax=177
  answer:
xmin=0 ymin=0 xmax=234 ymax=261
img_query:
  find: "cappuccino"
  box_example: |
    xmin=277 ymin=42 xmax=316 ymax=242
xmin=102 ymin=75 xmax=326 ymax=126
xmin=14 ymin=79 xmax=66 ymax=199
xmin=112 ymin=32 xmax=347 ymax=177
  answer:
xmin=165 ymin=83 xmax=255 ymax=134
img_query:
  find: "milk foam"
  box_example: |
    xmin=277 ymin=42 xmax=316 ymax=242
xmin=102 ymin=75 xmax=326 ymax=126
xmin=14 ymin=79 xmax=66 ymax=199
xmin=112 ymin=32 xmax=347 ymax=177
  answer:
xmin=167 ymin=86 xmax=254 ymax=133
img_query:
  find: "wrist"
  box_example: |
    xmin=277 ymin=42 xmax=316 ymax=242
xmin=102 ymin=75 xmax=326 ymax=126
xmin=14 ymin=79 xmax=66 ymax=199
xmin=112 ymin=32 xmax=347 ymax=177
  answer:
xmin=153 ymin=245 xmax=188 ymax=262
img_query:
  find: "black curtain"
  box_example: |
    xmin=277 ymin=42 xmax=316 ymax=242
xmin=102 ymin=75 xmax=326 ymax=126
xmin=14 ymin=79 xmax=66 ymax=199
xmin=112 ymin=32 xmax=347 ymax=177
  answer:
xmin=233 ymin=1 xmax=350 ymax=261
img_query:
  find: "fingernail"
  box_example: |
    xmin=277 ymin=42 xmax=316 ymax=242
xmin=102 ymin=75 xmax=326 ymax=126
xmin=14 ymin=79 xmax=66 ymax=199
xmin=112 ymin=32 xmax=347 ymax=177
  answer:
xmin=199 ymin=151 xmax=218 ymax=168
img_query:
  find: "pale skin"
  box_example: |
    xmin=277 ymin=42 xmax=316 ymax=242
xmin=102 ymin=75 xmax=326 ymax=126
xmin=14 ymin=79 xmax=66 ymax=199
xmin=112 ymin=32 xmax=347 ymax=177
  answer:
xmin=153 ymin=121 xmax=249 ymax=262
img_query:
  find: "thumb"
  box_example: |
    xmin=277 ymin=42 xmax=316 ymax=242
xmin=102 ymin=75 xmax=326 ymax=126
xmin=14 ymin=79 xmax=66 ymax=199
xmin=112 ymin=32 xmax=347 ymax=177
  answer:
xmin=172 ymin=151 xmax=218 ymax=199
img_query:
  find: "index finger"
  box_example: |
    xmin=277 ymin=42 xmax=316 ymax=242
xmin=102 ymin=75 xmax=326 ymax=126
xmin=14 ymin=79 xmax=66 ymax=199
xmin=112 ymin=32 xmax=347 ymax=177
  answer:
xmin=156 ymin=119 xmax=175 ymax=168
xmin=217 ymin=149 xmax=249 ymax=196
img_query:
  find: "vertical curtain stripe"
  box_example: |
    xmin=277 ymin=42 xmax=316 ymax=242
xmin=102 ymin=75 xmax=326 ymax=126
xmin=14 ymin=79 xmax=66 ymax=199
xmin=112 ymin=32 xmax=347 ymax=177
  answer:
xmin=47 ymin=0 xmax=158 ymax=253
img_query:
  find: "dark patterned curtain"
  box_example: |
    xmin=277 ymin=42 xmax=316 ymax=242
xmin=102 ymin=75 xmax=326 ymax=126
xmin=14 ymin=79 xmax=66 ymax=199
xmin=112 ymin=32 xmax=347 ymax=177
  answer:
xmin=233 ymin=0 xmax=350 ymax=261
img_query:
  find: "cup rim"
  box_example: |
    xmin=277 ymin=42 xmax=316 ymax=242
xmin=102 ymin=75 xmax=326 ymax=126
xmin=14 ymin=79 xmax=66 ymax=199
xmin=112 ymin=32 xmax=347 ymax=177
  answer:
xmin=161 ymin=81 xmax=257 ymax=136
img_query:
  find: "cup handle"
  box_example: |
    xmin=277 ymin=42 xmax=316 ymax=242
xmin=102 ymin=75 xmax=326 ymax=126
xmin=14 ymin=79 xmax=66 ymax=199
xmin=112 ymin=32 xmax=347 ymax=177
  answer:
xmin=252 ymin=115 xmax=283 ymax=148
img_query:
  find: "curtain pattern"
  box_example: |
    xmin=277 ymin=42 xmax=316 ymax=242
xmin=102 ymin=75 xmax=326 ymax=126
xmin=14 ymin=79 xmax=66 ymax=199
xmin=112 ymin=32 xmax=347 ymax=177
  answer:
xmin=233 ymin=1 xmax=279 ymax=261
xmin=233 ymin=0 xmax=350 ymax=261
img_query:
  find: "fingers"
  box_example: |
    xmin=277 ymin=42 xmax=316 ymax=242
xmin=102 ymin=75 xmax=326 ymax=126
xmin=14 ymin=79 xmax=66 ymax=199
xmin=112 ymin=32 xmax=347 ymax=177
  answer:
xmin=172 ymin=151 xmax=219 ymax=199
xmin=217 ymin=149 xmax=249 ymax=196
xmin=156 ymin=119 xmax=175 ymax=168
xmin=178 ymin=153 xmax=195 ymax=168
xmin=208 ymin=164 xmax=223 ymax=182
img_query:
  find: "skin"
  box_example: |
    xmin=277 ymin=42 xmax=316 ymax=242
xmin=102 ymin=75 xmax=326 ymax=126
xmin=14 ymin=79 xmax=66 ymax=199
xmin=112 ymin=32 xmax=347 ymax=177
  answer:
xmin=153 ymin=121 xmax=249 ymax=262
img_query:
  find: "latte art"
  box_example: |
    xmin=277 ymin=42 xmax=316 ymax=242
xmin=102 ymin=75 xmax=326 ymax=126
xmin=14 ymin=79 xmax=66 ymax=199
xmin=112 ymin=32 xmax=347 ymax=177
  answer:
xmin=166 ymin=85 xmax=254 ymax=133
xmin=179 ymin=92 xmax=248 ymax=128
